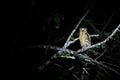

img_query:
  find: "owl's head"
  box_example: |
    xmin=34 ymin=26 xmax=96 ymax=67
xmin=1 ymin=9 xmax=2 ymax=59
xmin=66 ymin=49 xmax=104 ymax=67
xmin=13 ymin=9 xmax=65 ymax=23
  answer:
xmin=80 ymin=28 xmax=87 ymax=32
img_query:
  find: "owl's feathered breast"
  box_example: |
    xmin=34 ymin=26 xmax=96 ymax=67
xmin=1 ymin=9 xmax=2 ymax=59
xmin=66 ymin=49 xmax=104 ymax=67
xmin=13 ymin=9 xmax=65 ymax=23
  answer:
xmin=79 ymin=29 xmax=91 ymax=48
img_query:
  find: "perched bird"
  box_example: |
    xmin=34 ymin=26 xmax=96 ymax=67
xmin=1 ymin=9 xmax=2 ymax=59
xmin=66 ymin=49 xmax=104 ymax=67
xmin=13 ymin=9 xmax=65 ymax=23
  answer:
xmin=79 ymin=28 xmax=91 ymax=48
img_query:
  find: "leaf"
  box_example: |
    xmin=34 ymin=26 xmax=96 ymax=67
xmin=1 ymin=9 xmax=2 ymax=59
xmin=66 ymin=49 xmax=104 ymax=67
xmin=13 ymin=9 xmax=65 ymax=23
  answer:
xmin=64 ymin=52 xmax=70 ymax=56
xmin=101 ymin=45 xmax=107 ymax=49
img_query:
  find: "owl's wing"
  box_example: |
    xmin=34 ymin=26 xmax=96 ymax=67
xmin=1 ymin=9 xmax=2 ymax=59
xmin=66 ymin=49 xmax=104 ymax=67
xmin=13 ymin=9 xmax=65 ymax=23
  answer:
xmin=86 ymin=32 xmax=91 ymax=45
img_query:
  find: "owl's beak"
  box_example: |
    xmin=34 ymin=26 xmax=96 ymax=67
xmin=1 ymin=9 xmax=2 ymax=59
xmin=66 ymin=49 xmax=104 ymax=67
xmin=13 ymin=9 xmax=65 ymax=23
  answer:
xmin=81 ymin=29 xmax=84 ymax=31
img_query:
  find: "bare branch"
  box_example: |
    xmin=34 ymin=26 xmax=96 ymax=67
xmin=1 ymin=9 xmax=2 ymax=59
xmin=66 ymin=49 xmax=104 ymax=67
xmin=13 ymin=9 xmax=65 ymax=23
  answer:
xmin=91 ymin=60 xmax=120 ymax=75
xmin=60 ymin=56 xmax=75 ymax=59
xmin=88 ymin=49 xmax=100 ymax=55
xmin=63 ymin=10 xmax=90 ymax=49
xmin=36 ymin=44 xmax=120 ymax=76
xmin=95 ymin=48 xmax=108 ymax=60
xmin=98 ymin=65 xmax=113 ymax=79
xmin=65 ymin=34 xmax=99 ymax=48
xmin=118 ymin=29 xmax=120 ymax=32
xmin=77 ymin=24 xmax=120 ymax=53
xmin=40 ymin=45 xmax=86 ymax=59
xmin=38 ymin=60 xmax=51 ymax=71
xmin=101 ymin=9 xmax=116 ymax=34
xmin=83 ymin=67 xmax=89 ymax=75
xmin=101 ymin=62 xmax=120 ymax=69
xmin=90 ymin=34 xmax=99 ymax=38
xmin=72 ymin=74 xmax=80 ymax=80
xmin=54 ymin=63 xmax=63 ymax=68
xmin=85 ymin=19 xmax=98 ymax=31
xmin=69 ymin=66 xmax=75 ymax=71
xmin=25 ymin=24 xmax=120 ymax=72
xmin=66 ymin=37 xmax=79 ymax=47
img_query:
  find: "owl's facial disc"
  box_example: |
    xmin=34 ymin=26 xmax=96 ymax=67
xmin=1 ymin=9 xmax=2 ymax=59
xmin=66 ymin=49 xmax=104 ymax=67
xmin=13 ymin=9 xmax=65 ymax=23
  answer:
xmin=80 ymin=28 xmax=86 ymax=32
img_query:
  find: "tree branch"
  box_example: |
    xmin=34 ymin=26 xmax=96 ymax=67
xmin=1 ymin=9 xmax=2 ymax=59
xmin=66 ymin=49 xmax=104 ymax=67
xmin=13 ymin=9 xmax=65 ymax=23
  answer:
xmin=65 ymin=34 xmax=99 ymax=48
xmin=95 ymin=48 xmax=108 ymax=60
xmin=37 ymin=24 xmax=120 ymax=75
xmin=25 ymin=24 xmax=119 ymax=74
xmin=90 ymin=34 xmax=99 ymax=37
xmin=38 ymin=45 xmax=120 ymax=75
xmin=85 ymin=19 xmax=98 ymax=31
xmin=72 ymin=73 xmax=80 ymax=80
xmin=101 ymin=9 xmax=116 ymax=34
xmin=118 ymin=29 xmax=120 ymax=32
xmin=77 ymin=24 xmax=120 ymax=53
xmin=101 ymin=62 xmax=120 ymax=69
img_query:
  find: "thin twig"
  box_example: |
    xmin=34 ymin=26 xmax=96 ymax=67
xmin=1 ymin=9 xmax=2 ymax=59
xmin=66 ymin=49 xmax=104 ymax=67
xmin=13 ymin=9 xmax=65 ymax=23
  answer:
xmin=88 ymin=49 xmax=101 ymax=55
xmin=54 ymin=63 xmax=63 ymax=68
xmin=72 ymin=74 xmax=80 ymax=80
xmin=118 ymin=29 xmax=120 ymax=32
xmin=98 ymin=65 xmax=113 ymax=80
xmin=69 ymin=66 xmax=75 ymax=71
xmin=38 ymin=60 xmax=51 ymax=71
xmin=101 ymin=62 xmax=120 ymax=69
xmin=83 ymin=67 xmax=89 ymax=75
xmin=95 ymin=48 xmax=108 ymax=60
xmin=60 ymin=55 xmax=75 ymax=59
xmin=90 ymin=34 xmax=99 ymax=38
xmin=85 ymin=19 xmax=98 ymax=31
xmin=92 ymin=60 xmax=120 ymax=75
xmin=101 ymin=9 xmax=116 ymax=34
xmin=67 ymin=37 xmax=79 ymax=47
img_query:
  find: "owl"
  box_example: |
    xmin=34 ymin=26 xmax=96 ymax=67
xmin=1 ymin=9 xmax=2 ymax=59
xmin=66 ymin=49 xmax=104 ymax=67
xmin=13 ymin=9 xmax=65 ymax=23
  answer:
xmin=79 ymin=28 xmax=91 ymax=48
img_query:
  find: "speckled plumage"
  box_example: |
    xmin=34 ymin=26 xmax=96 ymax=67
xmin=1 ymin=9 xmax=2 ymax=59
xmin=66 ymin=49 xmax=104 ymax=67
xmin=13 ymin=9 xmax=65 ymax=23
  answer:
xmin=79 ymin=28 xmax=91 ymax=48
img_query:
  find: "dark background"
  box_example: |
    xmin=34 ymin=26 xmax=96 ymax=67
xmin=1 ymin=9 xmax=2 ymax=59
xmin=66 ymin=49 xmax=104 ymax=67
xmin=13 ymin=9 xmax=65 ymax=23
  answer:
xmin=2 ymin=0 xmax=120 ymax=80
